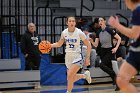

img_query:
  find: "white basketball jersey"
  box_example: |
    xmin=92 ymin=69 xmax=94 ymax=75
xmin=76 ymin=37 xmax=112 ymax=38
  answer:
xmin=61 ymin=27 xmax=86 ymax=53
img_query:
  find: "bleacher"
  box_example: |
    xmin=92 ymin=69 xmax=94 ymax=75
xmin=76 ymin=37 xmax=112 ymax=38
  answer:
xmin=0 ymin=59 xmax=40 ymax=89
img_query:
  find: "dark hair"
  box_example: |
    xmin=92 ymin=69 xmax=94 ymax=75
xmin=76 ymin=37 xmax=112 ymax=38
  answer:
xmin=89 ymin=17 xmax=99 ymax=27
xmin=89 ymin=33 xmax=96 ymax=40
xmin=93 ymin=17 xmax=99 ymax=24
xmin=99 ymin=16 xmax=106 ymax=22
xmin=66 ymin=16 xmax=75 ymax=22
xmin=83 ymin=27 xmax=89 ymax=31
xmin=99 ymin=16 xmax=106 ymax=20
xmin=131 ymin=0 xmax=140 ymax=3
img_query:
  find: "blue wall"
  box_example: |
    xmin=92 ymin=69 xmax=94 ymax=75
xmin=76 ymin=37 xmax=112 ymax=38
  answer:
xmin=19 ymin=52 xmax=86 ymax=85
xmin=40 ymin=54 xmax=85 ymax=85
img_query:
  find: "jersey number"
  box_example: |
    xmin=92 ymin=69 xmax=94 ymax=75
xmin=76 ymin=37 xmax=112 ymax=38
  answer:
xmin=69 ymin=44 xmax=75 ymax=48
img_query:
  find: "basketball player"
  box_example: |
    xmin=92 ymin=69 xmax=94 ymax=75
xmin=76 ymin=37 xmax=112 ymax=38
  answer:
xmin=108 ymin=0 xmax=140 ymax=93
xmin=51 ymin=16 xmax=91 ymax=93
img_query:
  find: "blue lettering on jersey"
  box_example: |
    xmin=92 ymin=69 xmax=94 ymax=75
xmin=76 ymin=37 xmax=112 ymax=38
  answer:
xmin=69 ymin=44 xmax=75 ymax=48
xmin=65 ymin=38 xmax=77 ymax=43
xmin=65 ymin=38 xmax=78 ymax=48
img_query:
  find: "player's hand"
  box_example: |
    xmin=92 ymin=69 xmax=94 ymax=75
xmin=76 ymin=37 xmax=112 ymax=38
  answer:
xmin=112 ymin=47 xmax=117 ymax=54
xmin=108 ymin=16 xmax=119 ymax=28
xmin=84 ymin=58 xmax=90 ymax=66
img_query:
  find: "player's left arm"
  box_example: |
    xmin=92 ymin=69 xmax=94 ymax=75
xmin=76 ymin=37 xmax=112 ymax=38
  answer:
xmin=83 ymin=39 xmax=91 ymax=60
xmin=80 ymin=30 xmax=91 ymax=66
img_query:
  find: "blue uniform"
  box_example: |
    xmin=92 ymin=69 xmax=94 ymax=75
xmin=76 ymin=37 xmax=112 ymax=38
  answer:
xmin=126 ymin=5 xmax=140 ymax=71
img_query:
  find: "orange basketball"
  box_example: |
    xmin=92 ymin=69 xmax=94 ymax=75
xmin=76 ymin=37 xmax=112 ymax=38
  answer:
xmin=39 ymin=40 xmax=52 ymax=54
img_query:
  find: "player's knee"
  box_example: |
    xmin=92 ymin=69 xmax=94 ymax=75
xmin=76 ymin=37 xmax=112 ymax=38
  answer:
xmin=116 ymin=76 xmax=122 ymax=86
xmin=117 ymin=75 xmax=129 ymax=89
xmin=67 ymin=72 xmax=74 ymax=81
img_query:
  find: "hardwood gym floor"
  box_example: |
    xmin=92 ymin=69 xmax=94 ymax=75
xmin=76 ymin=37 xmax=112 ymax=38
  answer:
xmin=2 ymin=83 xmax=140 ymax=93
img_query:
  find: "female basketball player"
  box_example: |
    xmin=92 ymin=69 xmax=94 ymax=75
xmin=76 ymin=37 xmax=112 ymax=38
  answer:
xmin=51 ymin=16 xmax=91 ymax=93
xmin=108 ymin=0 xmax=140 ymax=93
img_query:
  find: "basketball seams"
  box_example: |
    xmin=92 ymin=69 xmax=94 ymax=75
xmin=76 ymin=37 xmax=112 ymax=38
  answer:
xmin=39 ymin=41 xmax=52 ymax=53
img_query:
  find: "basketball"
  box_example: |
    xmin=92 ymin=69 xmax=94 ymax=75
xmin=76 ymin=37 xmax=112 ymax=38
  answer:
xmin=39 ymin=40 xmax=52 ymax=54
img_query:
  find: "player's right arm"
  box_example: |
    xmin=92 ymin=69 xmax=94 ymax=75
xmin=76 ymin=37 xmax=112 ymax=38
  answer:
xmin=51 ymin=39 xmax=65 ymax=48
xmin=108 ymin=16 xmax=140 ymax=40
xmin=51 ymin=32 xmax=65 ymax=48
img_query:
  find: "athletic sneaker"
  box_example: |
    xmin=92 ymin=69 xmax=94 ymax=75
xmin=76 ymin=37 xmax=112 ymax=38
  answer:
xmin=84 ymin=70 xmax=92 ymax=84
xmin=66 ymin=91 xmax=71 ymax=93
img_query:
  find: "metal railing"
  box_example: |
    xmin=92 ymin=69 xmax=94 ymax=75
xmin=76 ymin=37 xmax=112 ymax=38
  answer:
xmin=80 ymin=0 xmax=95 ymax=17
xmin=36 ymin=7 xmax=53 ymax=41
xmin=116 ymin=13 xmax=129 ymax=27
xmin=0 ymin=0 xmax=35 ymax=59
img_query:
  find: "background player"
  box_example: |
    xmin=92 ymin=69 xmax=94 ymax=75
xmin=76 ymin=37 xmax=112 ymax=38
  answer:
xmin=108 ymin=0 xmax=140 ymax=93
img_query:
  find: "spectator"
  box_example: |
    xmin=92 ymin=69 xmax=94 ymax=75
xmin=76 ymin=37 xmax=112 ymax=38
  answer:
xmin=115 ymin=22 xmax=129 ymax=63
xmin=89 ymin=18 xmax=102 ymax=56
xmin=20 ymin=22 xmax=41 ymax=70
xmin=76 ymin=17 xmax=88 ymax=30
xmin=82 ymin=27 xmax=97 ymax=67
